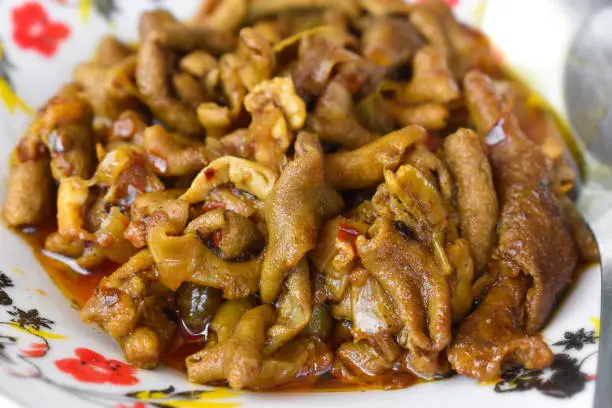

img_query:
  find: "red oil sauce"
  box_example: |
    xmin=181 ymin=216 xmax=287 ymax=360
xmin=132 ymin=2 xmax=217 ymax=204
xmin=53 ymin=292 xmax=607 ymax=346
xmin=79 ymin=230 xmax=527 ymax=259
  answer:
xmin=16 ymin=223 xmax=117 ymax=308
xmin=163 ymin=341 xmax=206 ymax=373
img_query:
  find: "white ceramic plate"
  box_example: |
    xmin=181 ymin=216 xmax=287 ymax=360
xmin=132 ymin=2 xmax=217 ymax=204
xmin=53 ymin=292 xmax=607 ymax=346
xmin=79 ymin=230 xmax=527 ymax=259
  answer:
xmin=0 ymin=1 xmax=602 ymax=407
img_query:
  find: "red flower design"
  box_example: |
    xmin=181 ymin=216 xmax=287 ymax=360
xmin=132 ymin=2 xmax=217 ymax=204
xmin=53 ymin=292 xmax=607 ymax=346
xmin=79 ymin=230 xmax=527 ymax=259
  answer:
xmin=19 ymin=342 xmax=49 ymax=358
xmin=117 ymin=403 xmax=146 ymax=408
xmin=55 ymin=348 xmax=139 ymax=386
xmin=11 ymin=2 xmax=71 ymax=58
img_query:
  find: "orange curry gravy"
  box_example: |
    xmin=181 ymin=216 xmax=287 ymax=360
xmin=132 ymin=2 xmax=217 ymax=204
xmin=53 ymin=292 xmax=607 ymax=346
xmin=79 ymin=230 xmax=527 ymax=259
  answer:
xmin=17 ymin=223 xmax=119 ymax=308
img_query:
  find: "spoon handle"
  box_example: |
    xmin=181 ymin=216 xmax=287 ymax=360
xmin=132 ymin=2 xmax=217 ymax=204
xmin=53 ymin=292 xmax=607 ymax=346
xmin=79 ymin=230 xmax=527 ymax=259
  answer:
xmin=591 ymin=208 xmax=612 ymax=408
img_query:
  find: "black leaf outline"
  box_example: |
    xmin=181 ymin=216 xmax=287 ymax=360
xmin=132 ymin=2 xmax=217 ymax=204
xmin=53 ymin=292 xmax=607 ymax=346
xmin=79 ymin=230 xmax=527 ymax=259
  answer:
xmin=0 ymin=291 xmax=12 ymax=306
xmin=125 ymin=385 xmax=175 ymax=399
xmin=7 ymin=307 xmax=54 ymax=331
xmin=496 ymin=354 xmax=589 ymax=399
xmin=0 ymin=334 xmax=17 ymax=363
xmin=552 ymin=328 xmax=597 ymax=351
xmin=0 ymin=272 xmax=14 ymax=290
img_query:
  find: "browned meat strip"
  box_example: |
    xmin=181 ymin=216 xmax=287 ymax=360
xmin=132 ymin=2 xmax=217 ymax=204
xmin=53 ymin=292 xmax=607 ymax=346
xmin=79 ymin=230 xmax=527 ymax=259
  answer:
xmin=325 ymin=125 xmax=425 ymax=191
xmin=356 ymin=218 xmax=451 ymax=376
xmin=136 ymin=36 xmax=203 ymax=137
xmin=80 ymin=250 xmax=157 ymax=339
xmin=387 ymin=101 xmax=449 ymax=130
xmin=402 ymin=45 xmax=460 ymax=104
xmin=124 ymin=189 xmax=188 ymax=248
xmin=39 ymin=90 xmax=97 ymax=180
xmin=73 ymin=60 xmax=139 ymax=122
xmin=172 ymin=72 xmax=210 ymax=108
xmin=186 ymin=304 xmax=276 ymax=389
xmin=142 ymin=125 xmax=218 ymax=176
xmin=94 ymin=35 xmax=132 ymax=67
xmin=443 ymin=128 xmax=498 ymax=274
xmin=260 ymin=132 xmax=344 ymax=302
xmin=464 ymin=70 xmax=577 ymax=333
xmin=264 ymin=259 xmax=312 ymax=355
xmin=497 ymin=185 xmax=578 ymax=332
xmin=464 ymin=71 xmax=549 ymax=194
xmin=3 ymin=153 xmax=53 ymax=227
xmin=412 ymin=0 xmax=499 ymax=79
xmin=120 ymin=297 xmax=176 ymax=369
xmin=310 ymin=79 xmax=377 ymax=149
xmin=448 ymin=276 xmax=553 ymax=381
xmin=361 ymin=16 xmax=421 ymax=68
xmin=214 ymin=211 xmax=265 ymax=260
xmin=3 ymin=85 xmax=97 ymax=226
xmin=154 ymin=23 xmax=236 ymax=55
xmin=291 ymin=28 xmax=360 ymax=100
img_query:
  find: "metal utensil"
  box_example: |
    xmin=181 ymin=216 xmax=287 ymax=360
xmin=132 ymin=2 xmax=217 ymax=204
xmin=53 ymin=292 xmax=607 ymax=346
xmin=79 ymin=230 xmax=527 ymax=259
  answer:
xmin=564 ymin=3 xmax=612 ymax=408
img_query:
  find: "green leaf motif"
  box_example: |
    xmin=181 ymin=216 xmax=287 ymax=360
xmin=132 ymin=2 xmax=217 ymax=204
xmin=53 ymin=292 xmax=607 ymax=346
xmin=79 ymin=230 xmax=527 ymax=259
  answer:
xmin=94 ymin=0 xmax=119 ymax=21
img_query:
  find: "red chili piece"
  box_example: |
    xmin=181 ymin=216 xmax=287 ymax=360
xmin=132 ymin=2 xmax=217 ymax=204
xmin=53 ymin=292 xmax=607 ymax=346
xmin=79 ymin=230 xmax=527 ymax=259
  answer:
xmin=204 ymin=168 xmax=216 ymax=180
xmin=337 ymin=223 xmax=361 ymax=243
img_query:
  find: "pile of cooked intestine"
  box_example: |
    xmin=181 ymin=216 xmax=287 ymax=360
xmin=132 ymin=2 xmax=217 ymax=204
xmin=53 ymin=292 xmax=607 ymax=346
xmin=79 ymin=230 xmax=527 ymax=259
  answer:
xmin=2 ymin=0 xmax=599 ymax=391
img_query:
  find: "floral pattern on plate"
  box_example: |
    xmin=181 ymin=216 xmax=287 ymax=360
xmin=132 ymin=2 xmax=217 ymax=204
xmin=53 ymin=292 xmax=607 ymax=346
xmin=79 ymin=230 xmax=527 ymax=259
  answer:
xmin=0 ymin=1 xmax=602 ymax=407
xmin=0 ymin=272 xmax=242 ymax=407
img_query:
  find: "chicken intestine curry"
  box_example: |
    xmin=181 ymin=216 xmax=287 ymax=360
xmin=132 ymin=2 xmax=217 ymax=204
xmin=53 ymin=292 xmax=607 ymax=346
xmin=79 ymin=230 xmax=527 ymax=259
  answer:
xmin=2 ymin=0 xmax=599 ymax=391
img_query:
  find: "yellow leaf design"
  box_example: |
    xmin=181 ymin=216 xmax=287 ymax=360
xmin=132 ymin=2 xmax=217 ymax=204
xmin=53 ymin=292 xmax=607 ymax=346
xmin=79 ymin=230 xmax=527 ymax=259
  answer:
xmin=135 ymin=390 xmax=171 ymax=400
xmin=9 ymin=323 xmax=68 ymax=340
xmin=197 ymin=389 xmax=240 ymax=400
xmin=472 ymin=0 xmax=488 ymax=27
xmin=160 ymin=401 xmax=240 ymax=408
xmin=78 ymin=0 xmax=93 ymax=23
xmin=0 ymin=79 xmax=33 ymax=115
xmin=591 ymin=317 xmax=600 ymax=337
